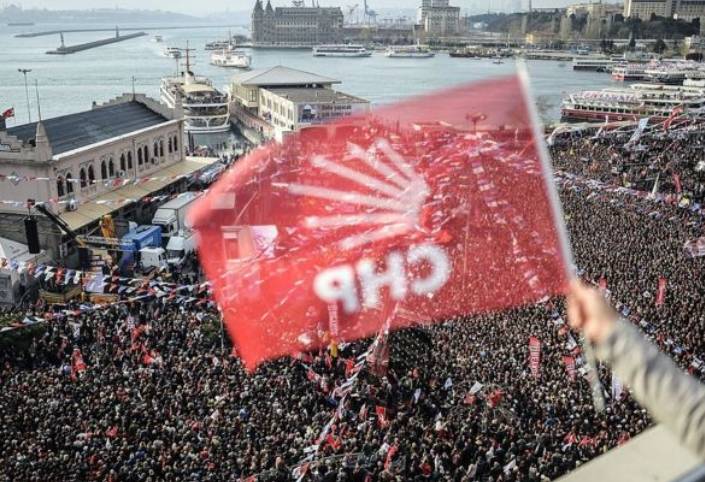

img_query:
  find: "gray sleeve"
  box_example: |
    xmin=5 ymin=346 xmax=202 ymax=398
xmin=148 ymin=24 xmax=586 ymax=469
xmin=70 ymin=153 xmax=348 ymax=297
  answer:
xmin=595 ymin=319 xmax=705 ymax=460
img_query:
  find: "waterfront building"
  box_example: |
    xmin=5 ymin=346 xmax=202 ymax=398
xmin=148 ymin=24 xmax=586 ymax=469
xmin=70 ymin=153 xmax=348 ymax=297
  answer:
xmin=417 ymin=0 xmax=461 ymax=38
xmin=251 ymin=0 xmax=344 ymax=47
xmin=623 ymin=0 xmax=705 ymax=21
xmin=229 ymin=65 xmax=369 ymax=143
xmin=0 ymin=94 xmax=214 ymax=261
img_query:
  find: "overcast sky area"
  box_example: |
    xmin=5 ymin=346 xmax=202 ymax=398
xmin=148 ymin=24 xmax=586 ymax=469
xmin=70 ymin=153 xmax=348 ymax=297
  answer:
xmin=7 ymin=0 xmax=587 ymax=15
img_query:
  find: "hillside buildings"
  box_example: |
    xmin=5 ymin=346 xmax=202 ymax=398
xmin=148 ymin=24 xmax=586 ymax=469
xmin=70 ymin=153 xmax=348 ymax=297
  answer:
xmin=624 ymin=0 xmax=705 ymax=21
xmin=229 ymin=66 xmax=370 ymax=143
xmin=251 ymin=0 xmax=344 ymax=47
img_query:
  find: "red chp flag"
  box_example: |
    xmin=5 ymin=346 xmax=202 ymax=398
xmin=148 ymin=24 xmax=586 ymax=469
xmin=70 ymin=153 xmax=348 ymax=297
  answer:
xmin=2 ymin=107 xmax=14 ymax=119
xmin=528 ymin=336 xmax=541 ymax=378
xmin=656 ymin=276 xmax=667 ymax=306
xmin=190 ymin=74 xmax=570 ymax=370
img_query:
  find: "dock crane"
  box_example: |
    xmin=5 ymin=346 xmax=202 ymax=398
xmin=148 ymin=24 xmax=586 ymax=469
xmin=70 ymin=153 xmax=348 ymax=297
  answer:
xmin=363 ymin=0 xmax=377 ymax=24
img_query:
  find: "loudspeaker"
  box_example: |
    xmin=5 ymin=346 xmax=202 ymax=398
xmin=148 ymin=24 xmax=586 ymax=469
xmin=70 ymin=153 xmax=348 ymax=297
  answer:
xmin=78 ymin=247 xmax=91 ymax=270
xmin=24 ymin=217 xmax=40 ymax=254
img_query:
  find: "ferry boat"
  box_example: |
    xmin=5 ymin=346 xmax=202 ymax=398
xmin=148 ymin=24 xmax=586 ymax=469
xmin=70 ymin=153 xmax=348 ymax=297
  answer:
xmin=644 ymin=62 xmax=700 ymax=84
xmin=163 ymin=47 xmax=182 ymax=59
xmin=160 ymin=55 xmax=230 ymax=134
xmin=153 ymin=35 xmax=163 ymax=43
xmin=385 ymin=45 xmax=434 ymax=58
xmin=561 ymin=83 xmax=705 ymax=122
xmin=611 ymin=63 xmax=648 ymax=81
xmin=572 ymin=57 xmax=615 ymax=72
xmin=312 ymin=44 xmax=372 ymax=57
xmin=492 ymin=56 xmax=504 ymax=65
xmin=205 ymin=39 xmax=232 ymax=51
xmin=210 ymin=47 xmax=251 ymax=68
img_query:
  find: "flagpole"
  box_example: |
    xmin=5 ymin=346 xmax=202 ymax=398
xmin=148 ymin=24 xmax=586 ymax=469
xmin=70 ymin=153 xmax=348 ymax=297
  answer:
xmin=517 ymin=61 xmax=605 ymax=412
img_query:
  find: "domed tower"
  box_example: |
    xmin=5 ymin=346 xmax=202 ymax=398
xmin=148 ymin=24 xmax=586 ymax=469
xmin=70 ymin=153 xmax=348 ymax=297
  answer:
xmin=252 ymin=0 xmax=264 ymax=43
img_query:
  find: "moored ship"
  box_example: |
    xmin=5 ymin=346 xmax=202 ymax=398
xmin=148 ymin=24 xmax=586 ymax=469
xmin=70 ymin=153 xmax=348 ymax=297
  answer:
xmin=385 ymin=45 xmax=434 ymax=58
xmin=561 ymin=83 xmax=705 ymax=122
xmin=160 ymin=54 xmax=230 ymax=134
xmin=312 ymin=44 xmax=372 ymax=57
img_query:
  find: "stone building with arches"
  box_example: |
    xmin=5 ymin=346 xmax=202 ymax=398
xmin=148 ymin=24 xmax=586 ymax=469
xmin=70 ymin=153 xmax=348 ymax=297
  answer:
xmin=0 ymin=93 xmax=216 ymax=263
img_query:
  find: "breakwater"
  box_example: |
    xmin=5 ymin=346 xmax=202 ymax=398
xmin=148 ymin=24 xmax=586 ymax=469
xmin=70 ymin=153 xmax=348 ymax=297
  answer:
xmin=46 ymin=32 xmax=147 ymax=55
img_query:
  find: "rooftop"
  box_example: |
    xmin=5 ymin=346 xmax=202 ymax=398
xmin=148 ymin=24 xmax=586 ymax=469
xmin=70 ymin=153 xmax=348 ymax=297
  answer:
xmin=264 ymin=87 xmax=368 ymax=104
xmin=6 ymin=101 xmax=169 ymax=156
xmin=231 ymin=65 xmax=340 ymax=87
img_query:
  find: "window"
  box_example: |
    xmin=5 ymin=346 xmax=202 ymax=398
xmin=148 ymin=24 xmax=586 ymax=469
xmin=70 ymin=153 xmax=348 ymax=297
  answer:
xmin=153 ymin=141 xmax=159 ymax=161
xmin=127 ymin=152 xmax=133 ymax=170
xmin=138 ymin=148 xmax=143 ymax=166
xmin=66 ymin=173 xmax=74 ymax=194
xmin=173 ymin=136 xmax=178 ymax=152
xmin=120 ymin=153 xmax=126 ymax=172
xmin=159 ymin=140 xmax=164 ymax=158
xmin=142 ymin=146 xmax=148 ymax=165
xmin=168 ymin=138 xmax=173 ymax=153
xmin=80 ymin=168 xmax=87 ymax=188
xmin=109 ymin=158 xmax=115 ymax=178
xmin=88 ymin=165 xmax=95 ymax=184
xmin=57 ymin=176 xmax=65 ymax=197
xmin=101 ymin=160 xmax=107 ymax=179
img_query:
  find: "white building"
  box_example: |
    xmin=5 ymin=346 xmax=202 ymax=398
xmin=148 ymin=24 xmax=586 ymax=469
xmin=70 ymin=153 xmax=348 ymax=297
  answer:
xmin=623 ymin=0 xmax=705 ymax=21
xmin=417 ymin=0 xmax=461 ymax=37
xmin=0 ymin=94 xmax=215 ymax=262
xmin=229 ymin=65 xmax=370 ymax=143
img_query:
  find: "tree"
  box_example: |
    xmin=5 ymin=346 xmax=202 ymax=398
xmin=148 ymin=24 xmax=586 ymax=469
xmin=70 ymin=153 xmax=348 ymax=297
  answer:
xmin=653 ymin=38 xmax=667 ymax=53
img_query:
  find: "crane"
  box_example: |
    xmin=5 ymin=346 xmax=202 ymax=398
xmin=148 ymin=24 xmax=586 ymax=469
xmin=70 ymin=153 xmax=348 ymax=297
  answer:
xmin=363 ymin=0 xmax=377 ymax=24
xmin=346 ymin=3 xmax=359 ymax=22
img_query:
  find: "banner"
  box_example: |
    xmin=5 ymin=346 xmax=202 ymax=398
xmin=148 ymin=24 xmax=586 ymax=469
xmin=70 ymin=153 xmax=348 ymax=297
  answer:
xmin=528 ymin=336 xmax=541 ymax=378
xmin=684 ymin=237 xmax=705 ymax=257
xmin=656 ymin=276 xmax=667 ymax=306
xmin=563 ymin=355 xmax=576 ymax=382
xmin=611 ymin=373 xmax=624 ymax=401
xmin=191 ymin=74 xmax=571 ymax=369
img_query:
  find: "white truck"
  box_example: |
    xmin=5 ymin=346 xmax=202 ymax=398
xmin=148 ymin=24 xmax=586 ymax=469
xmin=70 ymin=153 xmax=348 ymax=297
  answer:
xmin=165 ymin=230 xmax=197 ymax=266
xmin=140 ymin=246 xmax=169 ymax=272
xmin=151 ymin=192 xmax=202 ymax=239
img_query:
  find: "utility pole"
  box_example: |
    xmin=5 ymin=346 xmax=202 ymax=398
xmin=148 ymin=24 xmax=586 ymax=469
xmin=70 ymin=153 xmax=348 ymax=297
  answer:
xmin=17 ymin=68 xmax=32 ymax=123
xmin=34 ymin=79 xmax=42 ymax=122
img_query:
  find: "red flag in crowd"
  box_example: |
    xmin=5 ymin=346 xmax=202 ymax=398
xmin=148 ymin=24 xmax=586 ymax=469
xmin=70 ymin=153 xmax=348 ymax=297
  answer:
xmin=664 ymin=105 xmax=684 ymax=130
xmin=656 ymin=276 xmax=667 ymax=306
xmin=70 ymin=348 xmax=87 ymax=381
xmin=385 ymin=444 xmax=399 ymax=470
xmin=673 ymin=173 xmax=682 ymax=194
xmin=487 ymin=389 xmax=504 ymax=408
xmin=528 ymin=336 xmax=541 ymax=378
xmin=375 ymin=405 xmax=389 ymax=428
xmin=190 ymin=74 xmax=571 ymax=369
xmin=562 ymin=355 xmax=576 ymax=382
xmin=1 ymin=107 xmax=14 ymax=119
xmin=598 ymin=276 xmax=607 ymax=291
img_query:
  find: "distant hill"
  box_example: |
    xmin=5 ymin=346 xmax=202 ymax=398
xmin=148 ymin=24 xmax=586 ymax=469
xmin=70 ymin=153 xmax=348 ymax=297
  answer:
xmin=0 ymin=5 xmax=199 ymax=24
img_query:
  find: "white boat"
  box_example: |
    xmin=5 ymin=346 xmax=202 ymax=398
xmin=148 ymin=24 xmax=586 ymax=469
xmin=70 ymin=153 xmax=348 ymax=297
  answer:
xmin=205 ymin=40 xmax=232 ymax=51
xmin=160 ymin=54 xmax=230 ymax=134
xmin=312 ymin=44 xmax=372 ymax=57
xmin=492 ymin=56 xmax=504 ymax=64
xmin=210 ymin=47 xmax=251 ymax=69
xmin=153 ymin=35 xmax=163 ymax=43
xmin=561 ymin=83 xmax=705 ymax=122
xmin=385 ymin=45 xmax=434 ymax=58
xmin=572 ymin=57 xmax=615 ymax=72
xmin=163 ymin=47 xmax=182 ymax=59
xmin=611 ymin=63 xmax=648 ymax=81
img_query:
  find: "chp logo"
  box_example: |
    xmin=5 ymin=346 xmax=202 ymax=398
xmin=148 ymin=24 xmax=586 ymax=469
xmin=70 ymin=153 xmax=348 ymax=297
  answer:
xmin=275 ymin=138 xmax=451 ymax=314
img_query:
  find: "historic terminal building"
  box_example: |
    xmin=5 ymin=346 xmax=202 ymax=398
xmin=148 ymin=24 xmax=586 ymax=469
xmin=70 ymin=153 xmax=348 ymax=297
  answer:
xmin=251 ymin=0 xmax=344 ymax=47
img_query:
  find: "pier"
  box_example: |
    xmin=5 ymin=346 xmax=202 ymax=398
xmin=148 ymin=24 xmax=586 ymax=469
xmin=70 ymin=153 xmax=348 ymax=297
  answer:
xmin=46 ymin=30 xmax=147 ymax=55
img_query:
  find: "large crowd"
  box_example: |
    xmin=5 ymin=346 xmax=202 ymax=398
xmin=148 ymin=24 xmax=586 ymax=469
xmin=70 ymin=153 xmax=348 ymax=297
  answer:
xmin=1 ymin=125 xmax=704 ymax=482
